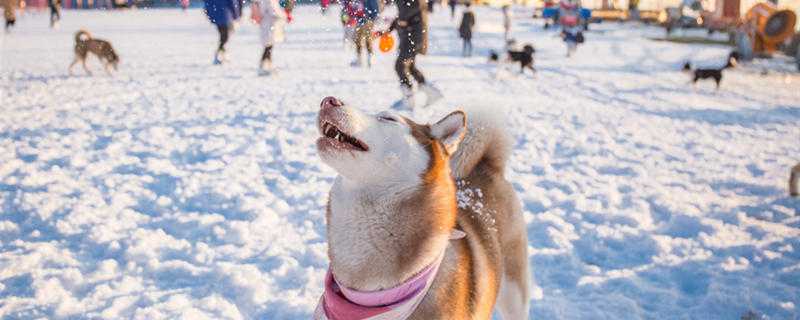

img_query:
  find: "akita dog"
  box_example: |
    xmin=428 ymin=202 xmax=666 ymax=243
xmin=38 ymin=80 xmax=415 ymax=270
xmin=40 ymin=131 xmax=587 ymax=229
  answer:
xmin=314 ymin=96 xmax=530 ymax=319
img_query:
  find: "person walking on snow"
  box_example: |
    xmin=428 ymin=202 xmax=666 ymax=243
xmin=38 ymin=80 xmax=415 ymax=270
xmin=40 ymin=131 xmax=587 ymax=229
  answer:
xmin=502 ymin=4 xmax=511 ymax=40
xmin=378 ymin=0 xmax=443 ymax=109
xmin=204 ymin=0 xmax=243 ymax=64
xmin=2 ymin=0 xmax=19 ymax=32
xmin=49 ymin=0 xmax=61 ymax=28
xmin=459 ymin=2 xmax=475 ymax=57
xmin=280 ymin=0 xmax=295 ymax=23
xmin=343 ymin=0 xmax=374 ymax=67
xmin=558 ymin=0 xmax=583 ymax=57
xmin=320 ymin=0 xmax=329 ymax=14
xmin=448 ymin=0 xmax=457 ymax=19
xmin=252 ymin=0 xmax=286 ymax=75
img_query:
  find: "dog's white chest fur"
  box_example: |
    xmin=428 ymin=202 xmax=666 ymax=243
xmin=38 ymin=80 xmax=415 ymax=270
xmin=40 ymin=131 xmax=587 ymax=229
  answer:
xmin=327 ymin=177 xmax=448 ymax=291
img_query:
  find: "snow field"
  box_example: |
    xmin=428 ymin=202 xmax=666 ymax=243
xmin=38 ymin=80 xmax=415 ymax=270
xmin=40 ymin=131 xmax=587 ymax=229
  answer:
xmin=1 ymin=5 xmax=800 ymax=319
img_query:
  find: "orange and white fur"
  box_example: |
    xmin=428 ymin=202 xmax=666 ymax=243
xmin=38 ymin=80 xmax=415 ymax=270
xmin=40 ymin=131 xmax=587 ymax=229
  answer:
xmin=316 ymin=96 xmax=530 ymax=319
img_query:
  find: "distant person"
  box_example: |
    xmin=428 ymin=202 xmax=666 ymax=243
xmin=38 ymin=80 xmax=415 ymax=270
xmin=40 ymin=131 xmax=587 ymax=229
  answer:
xmin=343 ymin=0 xmax=373 ymax=67
xmin=448 ymin=0 xmax=457 ymax=19
xmin=320 ymin=0 xmax=329 ymax=14
xmin=502 ymin=4 xmax=511 ymax=40
xmin=364 ymin=0 xmax=379 ymax=22
xmin=2 ymin=0 xmax=19 ymax=32
xmin=204 ymin=0 xmax=243 ymax=64
xmin=180 ymin=0 xmax=189 ymax=10
xmin=558 ymin=0 xmax=583 ymax=57
xmin=362 ymin=0 xmax=381 ymax=66
xmin=458 ymin=2 xmax=475 ymax=57
xmin=340 ymin=1 xmax=355 ymax=48
xmin=378 ymin=0 xmax=443 ymax=108
xmin=252 ymin=0 xmax=286 ymax=75
xmin=280 ymin=0 xmax=295 ymax=23
xmin=49 ymin=0 xmax=62 ymax=28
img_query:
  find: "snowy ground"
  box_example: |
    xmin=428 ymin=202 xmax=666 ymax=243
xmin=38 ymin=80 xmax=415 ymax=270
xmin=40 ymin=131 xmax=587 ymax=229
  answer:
xmin=1 ymin=5 xmax=799 ymax=320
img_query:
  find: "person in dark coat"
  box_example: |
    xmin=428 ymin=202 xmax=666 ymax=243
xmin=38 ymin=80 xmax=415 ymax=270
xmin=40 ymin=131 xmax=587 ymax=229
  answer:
xmin=448 ymin=0 xmax=457 ymax=19
xmin=49 ymin=0 xmax=61 ymax=28
xmin=204 ymin=0 xmax=243 ymax=64
xmin=380 ymin=0 xmax=442 ymax=108
xmin=459 ymin=2 xmax=475 ymax=57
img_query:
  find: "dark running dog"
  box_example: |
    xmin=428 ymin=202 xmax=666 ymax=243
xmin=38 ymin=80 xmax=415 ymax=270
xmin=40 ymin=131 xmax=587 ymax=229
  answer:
xmin=70 ymin=30 xmax=119 ymax=75
xmin=683 ymin=51 xmax=739 ymax=88
xmin=489 ymin=44 xmax=536 ymax=74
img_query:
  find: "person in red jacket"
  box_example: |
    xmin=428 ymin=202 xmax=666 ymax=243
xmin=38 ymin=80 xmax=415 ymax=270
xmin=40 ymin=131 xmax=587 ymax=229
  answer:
xmin=320 ymin=0 xmax=329 ymax=14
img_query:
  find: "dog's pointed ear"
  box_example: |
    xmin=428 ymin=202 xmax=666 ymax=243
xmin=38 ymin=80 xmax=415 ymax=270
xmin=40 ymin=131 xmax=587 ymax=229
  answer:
xmin=431 ymin=111 xmax=466 ymax=155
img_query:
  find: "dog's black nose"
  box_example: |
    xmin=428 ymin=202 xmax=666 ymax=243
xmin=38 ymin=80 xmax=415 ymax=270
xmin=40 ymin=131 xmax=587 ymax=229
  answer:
xmin=321 ymin=96 xmax=343 ymax=110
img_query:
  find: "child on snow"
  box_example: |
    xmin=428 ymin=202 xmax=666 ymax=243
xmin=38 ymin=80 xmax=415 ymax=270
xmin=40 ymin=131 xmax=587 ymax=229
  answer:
xmin=558 ymin=0 xmax=583 ymax=57
xmin=561 ymin=26 xmax=583 ymax=57
xmin=252 ymin=0 xmax=286 ymax=75
xmin=459 ymin=2 xmax=475 ymax=57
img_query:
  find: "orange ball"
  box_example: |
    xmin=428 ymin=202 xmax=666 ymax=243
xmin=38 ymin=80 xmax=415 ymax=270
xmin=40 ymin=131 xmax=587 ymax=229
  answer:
xmin=379 ymin=33 xmax=394 ymax=53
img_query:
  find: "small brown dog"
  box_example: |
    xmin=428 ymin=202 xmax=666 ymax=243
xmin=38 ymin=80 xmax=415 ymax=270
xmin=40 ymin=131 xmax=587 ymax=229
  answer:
xmin=69 ymin=30 xmax=119 ymax=75
xmin=790 ymin=163 xmax=800 ymax=197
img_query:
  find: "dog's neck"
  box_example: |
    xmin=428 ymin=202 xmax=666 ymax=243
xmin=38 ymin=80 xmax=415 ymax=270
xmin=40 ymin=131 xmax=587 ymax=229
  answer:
xmin=327 ymin=171 xmax=456 ymax=291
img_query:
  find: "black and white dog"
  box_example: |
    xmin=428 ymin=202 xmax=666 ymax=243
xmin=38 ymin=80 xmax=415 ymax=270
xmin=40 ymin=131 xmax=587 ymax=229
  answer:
xmin=489 ymin=41 xmax=536 ymax=74
xmin=683 ymin=51 xmax=739 ymax=88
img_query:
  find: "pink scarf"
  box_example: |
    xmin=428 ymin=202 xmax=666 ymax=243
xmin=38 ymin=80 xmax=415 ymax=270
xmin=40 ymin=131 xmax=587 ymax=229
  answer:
xmin=314 ymin=231 xmax=464 ymax=320
xmin=313 ymin=260 xmax=441 ymax=320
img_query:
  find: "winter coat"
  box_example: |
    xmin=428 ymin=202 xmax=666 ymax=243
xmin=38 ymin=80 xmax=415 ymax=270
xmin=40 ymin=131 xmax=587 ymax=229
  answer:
xmin=204 ymin=0 xmax=243 ymax=26
xmin=256 ymin=0 xmax=286 ymax=46
xmin=459 ymin=10 xmax=475 ymax=39
xmin=364 ymin=0 xmax=379 ymax=21
xmin=343 ymin=0 xmax=367 ymax=26
xmin=392 ymin=0 xmax=428 ymax=56
xmin=280 ymin=0 xmax=295 ymax=11
xmin=2 ymin=0 xmax=18 ymax=21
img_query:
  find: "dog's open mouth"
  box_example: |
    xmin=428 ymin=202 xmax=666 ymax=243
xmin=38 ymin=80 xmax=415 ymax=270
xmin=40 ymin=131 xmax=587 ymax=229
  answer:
xmin=320 ymin=121 xmax=369 ymax=152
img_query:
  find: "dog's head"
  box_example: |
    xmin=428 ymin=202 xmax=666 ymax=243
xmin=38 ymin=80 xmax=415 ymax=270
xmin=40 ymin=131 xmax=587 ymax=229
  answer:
xmin=523 ymin=44 xmax=535 ymax=55
xmin=682 ymin=62 xmax=692 ymax=72
xmin=488 ymin=50 xmax=499 ymax=62
xmin=108 ymin=51 xmax=120 ymax=70
xmin=727 ymin=51 xmax=739 ymax=68
xmin=316 ymin=97 xmax=466 ymax=185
